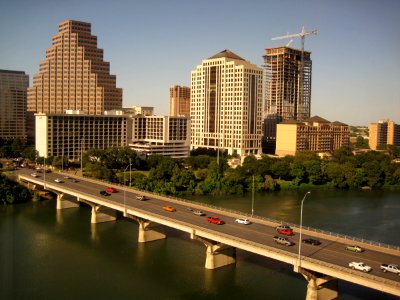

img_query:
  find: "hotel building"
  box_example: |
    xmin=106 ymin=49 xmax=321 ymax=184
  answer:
xmin=170 ymin=85 xmax=190 ymax=117
xmin=275 ymin=116 xmax=349 ymax=156
xmin=369 ymin=120 xmax=400 ymax=150
xmin=35 ymin=111 xmax=129 ymax=162
xmin=190 ymin=50 xmax=263 ymax=157
xmin=28 ymin=20 xmax=122 ymax=115
xmin=129 ymin=115 xmax=190 ymax=158
xmin=0 ymin=70 xmax=29 ymax=141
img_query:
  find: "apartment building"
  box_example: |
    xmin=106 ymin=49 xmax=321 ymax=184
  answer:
xmin=129 ymin=115 xmax=190 ymax=158
xmin=369 ymin=119 xmax=400 ymax=150
xmin=28 ymin=20 xmax=122 ymax=115
xmin=190 ymin=49 xmax=263 ymax=157
xmin=0 ymin=70 xmax=29 ymax=141
xmin=275 ymin=116 xmax=349 ymax=156
xmin=169 ymin=85 xmax=190 ymax=117
xmin=35 ymin=111 xmax=129 ymax=161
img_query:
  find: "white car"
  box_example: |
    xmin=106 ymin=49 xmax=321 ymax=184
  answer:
xmin=31 ymin=173 xmax=38 ymax=177
xmin=193 ymin=210 xmax=206 ymax=216
xmin=235 ymin=218 xmax=251 ymax=225
xmin=54 ymin=178 xmax=63 ymax=183
xmin=348 ymin=262 xmax=372 ymax=273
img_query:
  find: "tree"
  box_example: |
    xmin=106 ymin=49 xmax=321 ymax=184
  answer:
xmin=354 ymin=136 xmax=369 ymax=149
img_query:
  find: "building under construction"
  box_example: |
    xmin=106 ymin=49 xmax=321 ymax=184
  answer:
xmin=263 ymin=46 xmax=312 ymax=121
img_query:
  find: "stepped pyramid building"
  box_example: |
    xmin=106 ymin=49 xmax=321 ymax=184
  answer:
xmin=28 ymin=20 xmax=122 ymax=115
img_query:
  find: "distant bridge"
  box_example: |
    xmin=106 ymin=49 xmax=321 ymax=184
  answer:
xmin=15 ymin=169 xmax=400 ymax=300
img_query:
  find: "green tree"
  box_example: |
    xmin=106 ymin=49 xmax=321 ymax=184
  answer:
xmin=354 ymin=136 xmax=369 ymax=149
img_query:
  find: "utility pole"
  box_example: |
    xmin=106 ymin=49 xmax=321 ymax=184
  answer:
xmin=272 ymin=26 xmax=318 ymax=119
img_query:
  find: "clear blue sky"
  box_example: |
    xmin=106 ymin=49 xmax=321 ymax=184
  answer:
xmin=1 ymin=0 xmax=399 ymax=125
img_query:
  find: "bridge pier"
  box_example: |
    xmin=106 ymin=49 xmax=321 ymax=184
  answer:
xmin=56 ymin=193 xmax=79 ymax=210
xmin=192 ymin=234 xmax=236 ymax=269
xmin=296 ymin=267 xmax=338 ymax=300
xmin=137 ymin=219 xmax=166 ymax=243
xmin=90 ymin=205 xmax=117 ymax=223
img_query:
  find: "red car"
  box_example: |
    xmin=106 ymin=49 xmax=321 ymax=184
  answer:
xmin=207 ymin=216 xmax=225 ymax=225
xmin=276 ymin=225 xmax=293 ymax=236
xmin=105 ymin=187 xmax=117 ymax=193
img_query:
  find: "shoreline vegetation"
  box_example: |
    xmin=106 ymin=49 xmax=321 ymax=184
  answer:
xmin=2 ymin=144 xmax=400 ymax=203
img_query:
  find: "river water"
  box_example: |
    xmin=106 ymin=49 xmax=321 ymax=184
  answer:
xmin=1 ymin=189 xmax=399 ymax=300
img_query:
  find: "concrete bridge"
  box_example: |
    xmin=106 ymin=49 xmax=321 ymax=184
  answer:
xmin=15 ymin=169 xmax=400 ymax=300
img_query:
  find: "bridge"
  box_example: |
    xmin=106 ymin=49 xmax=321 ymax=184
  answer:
xmin=14 ymin=168 xmax=400 ymax=300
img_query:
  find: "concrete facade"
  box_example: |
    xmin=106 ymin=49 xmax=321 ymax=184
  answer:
xmin=190 ymin=49 xmax=263 ymax=157
xmin=0 ymin=70 xmax=29 ymax=141
xmin=276 ymin=116 xmax=349 ymax=156
xmin=28 ymin=20 xmax=122 ymax=115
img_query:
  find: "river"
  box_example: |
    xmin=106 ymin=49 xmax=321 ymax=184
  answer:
xmin=1 ymin=189 xmax=399 ymax=300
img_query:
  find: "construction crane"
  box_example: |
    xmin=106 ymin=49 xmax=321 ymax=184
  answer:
xmin=271 ymin=26 xmax=318 ymax=119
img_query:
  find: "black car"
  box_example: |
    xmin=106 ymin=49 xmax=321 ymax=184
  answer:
xmin=302 ymin=238 xmax=321 ymax=245
xmin=100 ymin=191 xmax=110 ymax=196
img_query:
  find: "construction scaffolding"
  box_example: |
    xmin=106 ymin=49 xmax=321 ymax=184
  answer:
xmin=263 ymin=46 xmax=312 ymax=121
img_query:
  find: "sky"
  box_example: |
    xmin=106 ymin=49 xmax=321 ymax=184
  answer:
xmin=1 ymin=0 xmax=399 ymax=126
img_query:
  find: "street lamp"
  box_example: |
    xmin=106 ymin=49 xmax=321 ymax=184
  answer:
xmin=251 ymin=175 xmax=255 ymax=217
xmin=297 ymin=191 xmax=311 ymax=268
xmin=43 ymin=156 xmax=46 ymax=189
xmin=123 ymin=158 xmax=132 ymax=217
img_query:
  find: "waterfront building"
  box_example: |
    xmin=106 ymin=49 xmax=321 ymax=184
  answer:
xmin=190 ymin=49 xmax=263 ymax=157
xmin=275 ymin=116 xmax=349 ymax=156
xmin=169 ymin=85 xmax=190 ymax=117
xmin=0 ymin=70 xmax=29 ymax=141
xmin=129 ymin=115 xmax=190 ymax=158
xmin=368 ymin=119 xmax=400 ymax=150
xmin=35 ymin=111 xmax=129 ymax=162
xmin=28 ymin=20 xmax=122 ymax=115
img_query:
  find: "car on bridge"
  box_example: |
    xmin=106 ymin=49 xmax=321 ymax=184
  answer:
xmin=235 ymin=218 xmax=251 ymax=225
xmin=380 ymin=264 xmax=400 ymax=275
xmin=276 ymin=225 xmax=293 ymax=236
xmin=349 ymin=261 xmax=372 ymax=273
xmin=207 ymin=216 xmax=225 ymax=225
xmin=302 ymin=238 xmax=321 ymax=245
xmin=100 ymin=191 xmax=111 ymax=196
xmin=163 ymin=205 xmax=176 ymax=212
xmin=136 ymin=195 xmax=147 ymax=201
xmin=106 ymin=187 xmax=117 ymax=193
xmin=273 ymin=236 xmax=295 ymax=246
xmin=193 ymin=210 xmax=206 ymax=216
xmin=54 ymin=178 xmax=63 ymax=183
xmin=31 ymin=173 xmax=38 ymax=177
xmin=345 ymin=245 xmax=364 ymax=253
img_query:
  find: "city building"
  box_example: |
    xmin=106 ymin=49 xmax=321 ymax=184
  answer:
xmin=122 ymin=106 xmax=154 ymax=116
xmin=28 ymin=20 xmax=122 ymax=115
xmin=0 ymin=70 xmax=29 ymax=141
xmin=190 ymin=49 xmax=263 ymax=157
xmin=275 ymin=116 xmax=349 ymax=156
xmin=369 ymin=119 xmax=400 ymax=150
xmin=129 ymin=115 xmax=190 ymax=158
xmin=262 ymin=114 xmax=282 ymax=154
xmin=263 ymin=46 xmax=312 ymax=121
xmin=35 ymin=111 xmax=129 ymax=161
xmin=170 ymin=85 xmax=190 ymax=117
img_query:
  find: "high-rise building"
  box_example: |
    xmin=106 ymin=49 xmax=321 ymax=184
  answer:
xmin=28 ymin=20 xmax=122 ymax=115
xmin=191 ymin=50 xmax=263 ymax=157
xmin=275 ymin=116 xmax=349 ymax=156
xmin=0 ymin=70 xmax=29 ymax=141
xmin=170 ymin=85 xmax=190 ymax=117
xmin=263 ymin=46 xmax=312 ymax=121
xmin=369 ymin=119 xmax=400 ymax=150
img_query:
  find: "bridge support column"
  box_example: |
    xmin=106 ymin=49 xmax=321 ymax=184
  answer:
xmin=297 ymin=267 xmax=338 ymax=300
xmin=136 ymin=219 xmax=166 ymax=243
xmin=56 ymin=193 xmax=79 ymax=210
xmin=91 ymin=205 xmax=117 ymax=223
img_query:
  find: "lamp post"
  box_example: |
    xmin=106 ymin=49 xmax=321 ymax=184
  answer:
xmin=251 ymin=175 xmax=255 ymax=217
xmin=43 ymin=156 xmax=46 ymax=189
xmin=297 ymin=191 xmax=311 ymax=268
xmin=123 ymin=158 xmax=132 ymax=217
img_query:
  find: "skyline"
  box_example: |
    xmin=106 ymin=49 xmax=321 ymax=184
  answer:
xmin=1 ymin=0 xmax=399 ymax=126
